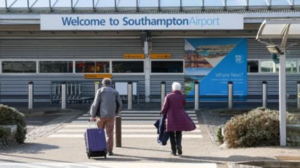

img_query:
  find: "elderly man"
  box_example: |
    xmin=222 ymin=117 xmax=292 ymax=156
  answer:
xmin=89 ymin=78 xmax=122 ymax=156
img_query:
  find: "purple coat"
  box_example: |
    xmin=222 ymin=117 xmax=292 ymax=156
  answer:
xmin=161 ymin=91 xmax=196 ymax=132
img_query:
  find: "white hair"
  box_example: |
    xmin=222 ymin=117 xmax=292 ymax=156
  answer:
xmin=172 ymin=82 xmax=181 ymax=91
xmin=102 ymin=78 xmax=112 ymax=85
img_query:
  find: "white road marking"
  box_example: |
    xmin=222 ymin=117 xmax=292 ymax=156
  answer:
xmin=0 ymin=162 xmax=217 ymax=168
xmin=65 ymin=124 xmax=200 ymax=128
xmin=57 ymin=129 xmax=201 ymax=133
xmin=48 ymin=134 xmax=203 ymax=138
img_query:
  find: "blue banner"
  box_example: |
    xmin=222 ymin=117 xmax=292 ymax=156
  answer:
xmin=184 ymin=38 xmax=247 ymax=100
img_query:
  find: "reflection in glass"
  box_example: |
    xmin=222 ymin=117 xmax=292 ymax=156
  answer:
xmin=182 ymin=0 xmax=202 ymax=6
xmin=40 ymin=61 xmax=73 ymax=73
xmin=161 ymin=0 xmax=180 ymax=7
xmin=204 ymin=0 xmax=223 ymax=6
xmin=112 ymin=61 xmax=144 ymax=73
xmin=247 ymin=60 xmax=259 ymax=73
xmin=295 ymin=0 xmax=300 ymax=5
xmin=276 ymin=60 xmax=297 ymax=73
xmin=118 ymin=0 xmax=136 ymax=7
xmin=271 ymin=0 xmax=289 ymax=5
xmin=2 ymin=61 xmax=36 ymax=73
xmin=139 ymin=0 xmax=158 ymax=7
xmin=227 ymin=0 xmax=246 ymax=6
xmin=152 ymin=61 xmax=183 ymax=73
xmin=249 ymin=0 xmax=268 ymax=6
xmin=260 ymin=61 xmax=275 ymax=72
xmin=96 ymin=62 xmax=110 ymax=73
xmin=76 ymin=61 xmax=93 ymax=73
xmin=76 ymin=61 xmax=109 ymax=73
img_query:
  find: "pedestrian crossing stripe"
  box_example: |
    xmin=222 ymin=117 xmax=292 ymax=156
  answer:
xmin=48 ymin=134 xmax=203 ymax=138
xmin=56 ymin=129 xmax=201 ymax=133
xmin=48 ymin=112 xmax=202 ymax=139
xmin=0 ymin=162 xmax=217 ymax=168
xmin=65 ymin=124 xmax=200 ymax=128
xmin=76 ymin=117 xmax=198 ymax=121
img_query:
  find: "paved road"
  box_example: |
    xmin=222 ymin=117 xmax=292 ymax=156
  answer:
xmin=0 ymin=162 xmax=218 ymax=168
xmin=5 ymin=108 xmax=300 ymax=168
xmin=1 ymin=110 xmax=221 ymax=168
xmin=26 ymin=114 xmax=62 ymax=133
xmin=48 ymin=112 xmax=202 ymax=139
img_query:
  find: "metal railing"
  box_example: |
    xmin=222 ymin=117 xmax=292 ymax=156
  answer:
xmin=50 ymin=80 xmax=141 ymax=105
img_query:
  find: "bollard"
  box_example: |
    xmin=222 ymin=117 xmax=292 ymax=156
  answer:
xmin=262 ymin=81 xmax=268 ymax=108
xmin=28 ymin=81 xmax=33 ymax=109
xmin=94 ymin=81 xmax=99 ymax=97
xmin=127 ymin=82 xmax=133 ymax=110
xmin=115 ymin=115 xmax=122 ymax=147
xmin=161 ymin=81 xmax=166 ymax=107
xmin=228 ymin=81 xmax=233 ymax=109
xmin=194 ymin=81 xmax=199 ymax=110
xmin=297 ymin=81 xmax=300 ymax=109
xmin=61 ymin=81 xmax=66 ymax=109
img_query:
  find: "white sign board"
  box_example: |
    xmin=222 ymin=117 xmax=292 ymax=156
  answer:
xmin=115 ymin=82 xmax=137 ymax=96
xmin=40 ymin=14 xmax=244 ymax=30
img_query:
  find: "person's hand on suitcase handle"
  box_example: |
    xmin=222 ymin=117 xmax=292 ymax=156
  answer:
xmin=90 ymin=117 xmax=96 ymax=122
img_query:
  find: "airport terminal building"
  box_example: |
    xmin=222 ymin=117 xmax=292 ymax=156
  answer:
xmin=0 ymin=0 xmax=300 ymax=104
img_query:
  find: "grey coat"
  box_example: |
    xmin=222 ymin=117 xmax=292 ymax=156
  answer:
xmin=89 ymin=85 xmax=122 ymax=118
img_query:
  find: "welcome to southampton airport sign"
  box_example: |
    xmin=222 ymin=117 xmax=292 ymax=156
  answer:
xmin=40 ymin=14 xmax=244 ymax=30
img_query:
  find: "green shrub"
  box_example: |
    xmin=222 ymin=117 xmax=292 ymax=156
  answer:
xmin=223 ymin=107 xmax=300 ymax=148
xmin=217 ymin=127 xmax=224 ymax=144
xmin=0 ymin=127 xmax=9 ymax=139
xmin=0 ymin=104 xmax=27 ymax=144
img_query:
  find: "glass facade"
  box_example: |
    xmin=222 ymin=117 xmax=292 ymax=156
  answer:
xmin=40 ymin=61 xmax=73 ymax=73
xmin=2 ymin=0 xmax=296 ymax=11
xmin=151 ymin=61 xmax=183 ymax=73
xmin=2 ymin=61 xmax=36 ymax=73
xmin=112 ymin=61 xmax=144 ymax=73
xmin=247 ymin=60 xmax=259 ymax=73
xmin=260 ymin=61 xmax=275 ymax=73
xmin=75 ymin=61 xmax=109 ymax=73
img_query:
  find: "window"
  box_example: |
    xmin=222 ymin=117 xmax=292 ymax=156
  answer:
xmin=260 ymin=61 xmax=275 ymax=73
xmin=112 ymin=61 xmax=144 ymax=73
xmin=151 ymin=61 xmax=183 ymax=73
xmin=2 ymin=61 xmax=36 ymax=73
xmin=76 ymin=61 xmax=109 ymax=73
xmin=259 ymin=60 xmax=298 ymax=73
xmin=40 ymin=61 xmax=73 ymax=73
xmin=276 ymin=60 xmax=297 ymax=73
xmin=247 ymin=60 xmax=259 ymax=73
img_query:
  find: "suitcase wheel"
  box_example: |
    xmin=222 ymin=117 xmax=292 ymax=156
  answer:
xmin=87 ymin=154 xmax=90 ymax=159
xmin=104 ymin=155 xmax=107 ymax=159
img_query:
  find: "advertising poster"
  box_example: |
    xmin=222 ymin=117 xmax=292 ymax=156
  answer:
xmin=184 ymin=38 xmax=247 ymax=100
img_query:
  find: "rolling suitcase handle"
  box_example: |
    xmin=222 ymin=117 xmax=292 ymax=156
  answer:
xmin=87 ymin=119 xmax=97 ymax=128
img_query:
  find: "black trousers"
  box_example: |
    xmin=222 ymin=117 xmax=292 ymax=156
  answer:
xmin=169 ymin=131 xmax=182 ymax=153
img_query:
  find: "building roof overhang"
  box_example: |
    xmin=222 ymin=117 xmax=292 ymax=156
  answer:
xmin=256 ymin=19 xmax=300 ymax=48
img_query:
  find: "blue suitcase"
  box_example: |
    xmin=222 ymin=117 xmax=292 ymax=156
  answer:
xmin=84 ymin=121 xmax=107 ymax=159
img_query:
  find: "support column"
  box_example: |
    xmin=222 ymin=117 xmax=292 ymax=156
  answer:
xmin=279 ymin=51 xmax=286 ymax=146
xmin=144 ymin=40 xmax=150 ymax=102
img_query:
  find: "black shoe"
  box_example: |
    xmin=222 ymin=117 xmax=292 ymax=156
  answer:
xmin=177 ymin=146 xmax=182 ymax=155
xmin=108 ymin=151 xmax=114 ymax=156
xmin=171 ymin=152 xmax=176 ymax=156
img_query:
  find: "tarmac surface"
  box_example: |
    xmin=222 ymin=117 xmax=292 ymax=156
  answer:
xmin=0 ymin=102 xmax=300 ymax=168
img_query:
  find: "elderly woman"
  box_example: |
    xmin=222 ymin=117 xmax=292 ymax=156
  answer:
xmin=161 ymin=82 xmax=196 ymax=156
